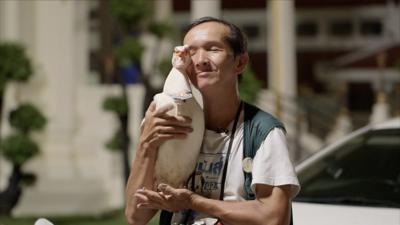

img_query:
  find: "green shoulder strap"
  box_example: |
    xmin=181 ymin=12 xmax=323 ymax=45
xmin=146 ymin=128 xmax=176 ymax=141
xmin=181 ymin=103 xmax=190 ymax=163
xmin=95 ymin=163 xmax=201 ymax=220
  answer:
xmin=243 ymin=102 xmax=294 ymax=225
xmin=243 ymin=102 xmax=285 ymax=200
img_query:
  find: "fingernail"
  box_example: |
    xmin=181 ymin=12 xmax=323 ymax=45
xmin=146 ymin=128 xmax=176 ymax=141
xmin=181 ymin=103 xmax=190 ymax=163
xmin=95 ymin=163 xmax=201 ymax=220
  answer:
xmin=158 ymin=183 xmax=166 ymax=191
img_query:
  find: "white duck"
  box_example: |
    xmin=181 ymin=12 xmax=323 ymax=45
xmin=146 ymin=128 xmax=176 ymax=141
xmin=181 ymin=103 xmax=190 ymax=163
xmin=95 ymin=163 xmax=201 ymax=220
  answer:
xmin=34 ymin=218 xmax=54 ymax=225
xmin=153 ymin=45 xmax=205 ymax=188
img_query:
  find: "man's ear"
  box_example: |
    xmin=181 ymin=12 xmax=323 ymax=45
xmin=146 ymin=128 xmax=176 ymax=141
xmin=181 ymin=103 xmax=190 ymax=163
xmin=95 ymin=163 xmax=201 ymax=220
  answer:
xmin=235 ymin=53 xmax=249 ymax=75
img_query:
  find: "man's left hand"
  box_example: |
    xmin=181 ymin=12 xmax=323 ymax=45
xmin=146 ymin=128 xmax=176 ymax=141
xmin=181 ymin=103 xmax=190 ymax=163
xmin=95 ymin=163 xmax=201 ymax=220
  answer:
xmin=134 ymin=183 xmax=194 ymax=212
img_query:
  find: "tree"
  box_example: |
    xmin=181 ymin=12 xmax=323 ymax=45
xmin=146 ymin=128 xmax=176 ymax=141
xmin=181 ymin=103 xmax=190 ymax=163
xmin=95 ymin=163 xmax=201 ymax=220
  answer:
xmin=239 ymin=64 xmax=262 ymax=103
xmin=103 ymin=0 xmax=173 ymax=184
xmin=0 ymin=43 xmax=33 ymax=126
xmin=0 ymin=43 xmax=47 ymax=215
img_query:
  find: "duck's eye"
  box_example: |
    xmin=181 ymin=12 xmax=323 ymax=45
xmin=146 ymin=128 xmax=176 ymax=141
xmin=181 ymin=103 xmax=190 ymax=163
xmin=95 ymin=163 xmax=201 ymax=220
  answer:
xmin=189 ymin=49 xmax=196 ymax=56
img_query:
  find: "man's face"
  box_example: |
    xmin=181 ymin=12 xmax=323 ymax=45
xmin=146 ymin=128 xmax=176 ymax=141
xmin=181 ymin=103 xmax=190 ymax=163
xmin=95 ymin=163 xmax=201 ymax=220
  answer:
xmin=183 ymin=22 xmax=241 ymax=92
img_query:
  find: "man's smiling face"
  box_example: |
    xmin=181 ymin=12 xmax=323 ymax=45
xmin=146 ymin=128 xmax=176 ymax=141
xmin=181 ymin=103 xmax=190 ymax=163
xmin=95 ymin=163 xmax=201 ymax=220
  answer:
xmin=183 ymin=21 xmax=241 ymax=93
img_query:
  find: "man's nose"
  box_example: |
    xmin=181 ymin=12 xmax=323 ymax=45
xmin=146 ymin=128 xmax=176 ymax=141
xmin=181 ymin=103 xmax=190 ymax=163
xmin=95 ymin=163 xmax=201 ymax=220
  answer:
xmin=193 ymin=50 xmax=210 ymax=68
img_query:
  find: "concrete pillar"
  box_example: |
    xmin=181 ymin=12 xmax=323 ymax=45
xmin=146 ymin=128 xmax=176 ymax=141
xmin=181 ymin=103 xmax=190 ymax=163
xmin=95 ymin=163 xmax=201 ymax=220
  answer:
xmin=0 ymin=0 xmax=140 ymax=216
xmin=370 ymin=52 xmax=391 ymax=124
xmin=267 ymin=0 xmax=297 ymax=123
xmin=0 ymin=0 xmax=82 ymax=179
xmin=0 ymin=0 xmax=20 ymax=41
xmin=154 ymin=0 xmax=173 ymax=22
xmin=32 ymin=0 xmax=79 ymax=148
xmin=191 ymin=0 xmax=221 ymax=21
xmin=73 ymin=1 xmax=90 ymax=85
xmin=141 ymin=0 xmax=174 ymax=88
xmin=326 ymin=83 xmax=352 ymax=143
xmin=154 ymin=0 xmax=174 ymax=80
xmin=384 ymin=0 xmax=400 ymax=41
xmin=0 ymin=0 xmax=19 ymax=191
xmin=326 ymin=108 xmax=353 ymax=144
xmin=267 ymin=0 xmax=298 ymax=159
xmin=7 ymin=0 xmax=126 ymax=216
xmin=370 ymin=92 xmax=390 ymax=124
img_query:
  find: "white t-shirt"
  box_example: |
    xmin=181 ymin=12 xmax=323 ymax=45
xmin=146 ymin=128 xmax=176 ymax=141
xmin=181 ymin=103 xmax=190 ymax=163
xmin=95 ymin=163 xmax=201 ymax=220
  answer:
xmin=171 ymin=109 xmax=300 ymax=225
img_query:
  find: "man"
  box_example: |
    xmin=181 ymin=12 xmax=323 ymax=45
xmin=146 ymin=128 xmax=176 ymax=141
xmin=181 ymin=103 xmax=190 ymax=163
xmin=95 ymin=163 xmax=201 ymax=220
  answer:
xmin=125 ymin=17 xmax=300 ymax=225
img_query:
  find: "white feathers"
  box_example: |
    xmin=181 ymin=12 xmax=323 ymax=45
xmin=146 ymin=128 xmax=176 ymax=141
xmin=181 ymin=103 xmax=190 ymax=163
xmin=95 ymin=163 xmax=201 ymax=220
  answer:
xmin=34 ymin=218 xmax=54 ymax=225
xmin=153 ymin=46 xmax=205 ymax=188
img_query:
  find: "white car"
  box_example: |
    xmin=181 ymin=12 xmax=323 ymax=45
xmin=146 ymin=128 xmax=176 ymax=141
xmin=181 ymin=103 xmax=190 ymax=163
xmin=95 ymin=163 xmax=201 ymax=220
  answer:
xmin=293 ymin=117 xmax=400 ymax=225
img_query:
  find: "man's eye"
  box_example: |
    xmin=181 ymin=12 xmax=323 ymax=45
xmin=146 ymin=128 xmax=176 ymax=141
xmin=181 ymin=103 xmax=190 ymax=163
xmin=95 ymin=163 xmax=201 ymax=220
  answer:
xmin=209 ymin=47 xmax=220 ymax=52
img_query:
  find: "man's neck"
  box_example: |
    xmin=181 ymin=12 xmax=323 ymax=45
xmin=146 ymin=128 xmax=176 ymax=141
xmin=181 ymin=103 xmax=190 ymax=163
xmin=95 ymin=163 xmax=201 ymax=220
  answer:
xmin=203 ymin=91 xmax=241 ymax=131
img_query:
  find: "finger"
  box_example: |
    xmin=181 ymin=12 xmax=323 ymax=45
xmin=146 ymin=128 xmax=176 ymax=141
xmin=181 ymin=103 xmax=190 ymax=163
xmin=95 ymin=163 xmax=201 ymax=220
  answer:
xmin=158 ymin=183 xmax=176 ymax=196
xmin=174 ymin=116 xmax=192 ymax=124
xmin=154 ymin=133 xmax=188 ymax=143
xmin=137 ymin=189 xmax=164 ymax=204
xmin=160 ymin=193 xmax=172 ymax=201
xmin=134 ymin=192 xmax=149 ymax=203
xmin=154 ymin=104 xmax=174 ymax=116
xmin=147 ymin=101 xmax=156 ymax=113
xmin=155 ymin=116 xmax=192 ymax=127
xmin=137 ymin=202 xmax=150 ymax=209
xmin=156 ymin=125 xmax=193 ymax=135
xmin=137 ymin=202 xmax=162 ymax=210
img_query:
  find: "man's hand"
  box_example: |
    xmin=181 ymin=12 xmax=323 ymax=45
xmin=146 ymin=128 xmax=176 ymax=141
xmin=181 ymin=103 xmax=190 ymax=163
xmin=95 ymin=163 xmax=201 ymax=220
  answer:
xmin=134 ymin=183 xmax=194 ymax=212
xmin=140 ymin=101 xmax=193 ymax=151
xmin=125 ymin=103 xmax=193 ymax=225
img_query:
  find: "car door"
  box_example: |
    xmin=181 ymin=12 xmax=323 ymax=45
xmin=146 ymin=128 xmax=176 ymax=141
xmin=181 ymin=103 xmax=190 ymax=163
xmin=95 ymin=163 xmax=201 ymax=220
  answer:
xmin=293 ymin=128 xmax=400 ymax=225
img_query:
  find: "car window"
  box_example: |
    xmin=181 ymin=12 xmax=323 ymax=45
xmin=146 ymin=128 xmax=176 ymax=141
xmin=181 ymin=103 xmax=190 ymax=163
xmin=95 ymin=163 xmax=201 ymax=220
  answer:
xmin=295 ymin=128 xmax=400 ymax=208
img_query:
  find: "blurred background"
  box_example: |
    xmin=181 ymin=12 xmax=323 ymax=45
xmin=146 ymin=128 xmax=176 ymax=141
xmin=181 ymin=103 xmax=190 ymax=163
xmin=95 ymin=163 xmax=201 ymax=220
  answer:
xmin=0 ymin=0 xmax=399 ymax=224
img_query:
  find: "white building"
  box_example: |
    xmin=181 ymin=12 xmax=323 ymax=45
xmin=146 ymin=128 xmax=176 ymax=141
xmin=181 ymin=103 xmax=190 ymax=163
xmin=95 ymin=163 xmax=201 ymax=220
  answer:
xmin=0 ymin=0 xmax=398 ymax=217
xmin=0 ymin=0 xmax=144 ymax=216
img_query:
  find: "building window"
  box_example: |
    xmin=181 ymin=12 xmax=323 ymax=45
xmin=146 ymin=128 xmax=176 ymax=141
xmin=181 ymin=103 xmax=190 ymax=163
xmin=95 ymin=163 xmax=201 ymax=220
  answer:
xmin=297 ymin=21 xmax=318 ymax=37
xmin=242 ymin=24 xmax=260 ymax=40
xmin=348 ymin=82 xmax=373 ymax=112
xmin=360 ymin=19 xmax=382 ymax=37
xmin=328 ymin=20 xmax=353 ymax=37
xmin=88 ymin=0 xmax=100 ymax=82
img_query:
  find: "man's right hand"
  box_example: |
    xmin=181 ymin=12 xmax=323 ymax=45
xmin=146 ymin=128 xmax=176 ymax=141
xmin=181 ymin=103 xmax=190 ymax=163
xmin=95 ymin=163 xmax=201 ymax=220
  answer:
xmin=139 ymin=101 xmax=193 ymax=152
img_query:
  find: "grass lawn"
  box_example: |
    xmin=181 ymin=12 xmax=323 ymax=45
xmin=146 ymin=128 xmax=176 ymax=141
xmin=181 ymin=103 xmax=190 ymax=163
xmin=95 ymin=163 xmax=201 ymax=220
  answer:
xmin=0 ymin=210 xmax=160 ymax=225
